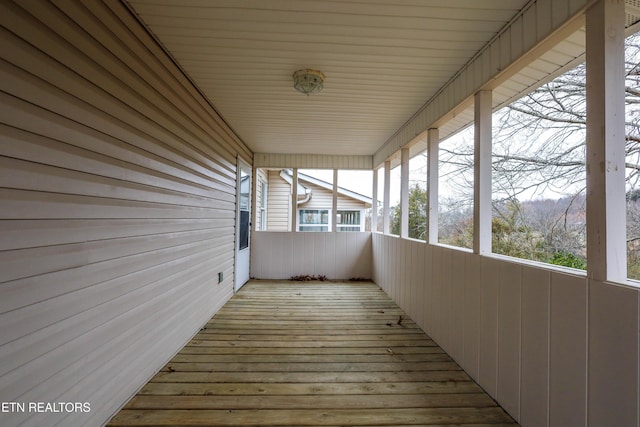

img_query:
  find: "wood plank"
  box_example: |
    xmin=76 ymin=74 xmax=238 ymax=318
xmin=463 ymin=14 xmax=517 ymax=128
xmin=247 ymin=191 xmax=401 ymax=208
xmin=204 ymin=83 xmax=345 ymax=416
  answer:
xmin=179 ymin=346 xmax=445 ymax=355
xmin=170 ymin=353 xmax=448 ymax=363
xmin=138 ymin=381 xmax=483 ymax=396
xmin=124 ymin=393 xmax=497 ymax=410
xmin=107 ymin=281 xmax=519 ymax=426
xmin=202 ymin=323 xmax=421 ymax=331
xmin=108 ymin=407 xmax=516 ymax=426
xmin=159 ymin=361 xmax=461 ymax=373
xmin=149 ymin=371 xmax=470 ymax=383
xmin=191 ymin=333 xmax=429 ymax=341
xmin=186 ymin=339 xmax=438 ymax=348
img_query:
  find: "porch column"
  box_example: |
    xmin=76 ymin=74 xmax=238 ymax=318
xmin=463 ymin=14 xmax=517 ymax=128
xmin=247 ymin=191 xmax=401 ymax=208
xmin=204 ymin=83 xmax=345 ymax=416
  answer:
xmin=291 ymin=168 xmax=298 ymax=232
xmin=427 ymin=128 xmax=439 ymax=244
xmin=383 ymin=160 xmax=391 ymax=234
xmin=332 ymin=169 xmax=338 ymax=232
xmin=372 ymin=168 xmax=378 ymax=232
xmin=400 ymin=147 xmax=410 ymax=238
xmin=585 ymin=0 xmax=626 ymax=282
xmin=473 ymin=90 xmax=492 ymax=254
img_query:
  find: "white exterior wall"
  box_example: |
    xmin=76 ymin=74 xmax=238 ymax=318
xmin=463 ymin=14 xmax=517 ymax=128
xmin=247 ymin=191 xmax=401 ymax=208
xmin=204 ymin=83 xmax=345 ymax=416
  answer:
xmin=302 ymin=181 xmax=368 ymax=210
xmin=372 ymin=233 xmax=639 ymax=427
xmin=0 ymin=2 xmax=250 ymax=426
xmin=266 ymin=170 xmax=291 ymax=231
xmin=255 ymin=169 xmax=268 ymax=231
xmin=251 ymin=232 xmax=372 ymax=280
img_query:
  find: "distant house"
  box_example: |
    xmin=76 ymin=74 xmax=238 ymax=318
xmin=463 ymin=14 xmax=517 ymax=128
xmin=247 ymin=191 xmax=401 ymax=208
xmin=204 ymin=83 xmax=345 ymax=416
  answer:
xmin=255 ymin=169 xmax=372 ymax=232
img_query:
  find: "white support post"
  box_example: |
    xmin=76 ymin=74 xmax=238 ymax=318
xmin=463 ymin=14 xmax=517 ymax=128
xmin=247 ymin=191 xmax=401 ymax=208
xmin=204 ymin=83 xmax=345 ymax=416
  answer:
xmin=372 ymin=168 xmax=378 ymax=232
xmin=383 ymin=160 xmax=391 ymax=234
xmin=291 ymin=168 xmax=298 ymax=232
xmin=427 ymin=128 xmax=439 ymax=244
xmin=400 ymin=147 xmax=410 ymax=239
xmin=332 ymin=169 xmax=338 ymax=232
xmin=586 ymin=0 xmax=626 ymax=282
xmin=474 ymin=90 xmax=492 ymax=255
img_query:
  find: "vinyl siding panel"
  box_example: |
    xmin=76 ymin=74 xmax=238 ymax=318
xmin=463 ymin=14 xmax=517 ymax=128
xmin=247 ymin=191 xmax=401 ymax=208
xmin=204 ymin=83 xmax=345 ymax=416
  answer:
xmin=266 ymin=170 xmax=291 ymax=231
xmin=0 ymin=1 xmax=249 ymax=426
xmin=255 ymin=168 xmax=267 ymax=231
xmin=300 ymin=180 xmax=334 ymax=209
xmin=301 ymin=181 xmax=368 ymax=211
xmin=549 ymin=272 xmax=587 ymax=427
xmin=251 ymin=231 xmax=372 ymax=280
xmin=371 ymin=234 xmax=640 ymax=427
xmin=588 ymin=280 xmax=639 ymax=427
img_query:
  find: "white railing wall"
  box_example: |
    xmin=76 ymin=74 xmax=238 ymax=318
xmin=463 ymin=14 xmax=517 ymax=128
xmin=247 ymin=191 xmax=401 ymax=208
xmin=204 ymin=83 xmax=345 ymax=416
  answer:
xmin=251 ymin=232 xmax=372 ymax=280
xmin=372 ymin=232 xmax=638 ymax=427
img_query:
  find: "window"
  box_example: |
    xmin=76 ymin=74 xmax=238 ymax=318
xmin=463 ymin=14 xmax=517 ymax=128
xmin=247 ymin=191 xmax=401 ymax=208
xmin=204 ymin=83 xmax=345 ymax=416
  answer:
xmin=408 ymin=151 xmax=428 ymax=240
xmin=255 ymin=168 xmax=292 ymax=231
xmin=491 ymin=55 xmax=587 ymax=269
xmin=337 ymin=169 xmax=372 ymax=232
xmin=337 ymin=210 xmax=362 ymax=231
xmin=256 ymin=167 xmax=373 ymax=233
xmin=626 ymin=30 xmax=640 ymax=280
xmin=376 ymin=167 xmax=385 ymax=232
xmin=258 ymin=180 xmax=267 ymax=231
xmin=299 ymin=209 xmax=329 ymax=231
xmin=389 ymin=164 xmax=401 ymax=236
xmin=438 ymin=124 xmax=475 ymax=249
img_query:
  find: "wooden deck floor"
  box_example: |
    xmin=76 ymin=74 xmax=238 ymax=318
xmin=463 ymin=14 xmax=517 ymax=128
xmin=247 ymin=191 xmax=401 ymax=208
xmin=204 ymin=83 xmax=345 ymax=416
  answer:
xmin=108 ymin=280 xmax=519 ymax=426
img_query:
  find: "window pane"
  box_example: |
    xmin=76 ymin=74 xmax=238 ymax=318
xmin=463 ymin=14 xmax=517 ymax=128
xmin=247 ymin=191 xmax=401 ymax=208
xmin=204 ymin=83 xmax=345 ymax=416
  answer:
xmin=626 ymin=30 xmax=640 ymax=280
xmin=389 ymin=164 xmax=401 ymax=236
xmin=299 ymin=225 xmax=329 ymax=232
xmin=376 ymin=167 xmax=385 ymax=232
xmin=408 ymin=151 xmax=428 ymax=240
xmin=258 ymin=180 xmax=267 ymax=231
xmin=297 ymin=169 xmax=332 ymax=231
xmin=491 ymin=53 xmax=587 ymax=269
xmin=299 ymin=209 xmax=329 ymax=225
xmin=438 ymin=125 xmax=474 ymax=249
xmin=337 ymin=210 xmax=361 ymax=232
xmin=256 ymin=168 xmax=291 ymax=231
xmin=337 ymin=170 xmax=372 ymax=232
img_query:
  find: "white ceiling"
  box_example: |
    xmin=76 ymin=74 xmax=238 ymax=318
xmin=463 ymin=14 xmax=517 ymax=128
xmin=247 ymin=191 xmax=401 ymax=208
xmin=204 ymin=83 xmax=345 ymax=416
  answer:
xmin=125 ymin=0 xmax=531 ymax=157
xmin=122 ymin=1 xmax=640 ymax=161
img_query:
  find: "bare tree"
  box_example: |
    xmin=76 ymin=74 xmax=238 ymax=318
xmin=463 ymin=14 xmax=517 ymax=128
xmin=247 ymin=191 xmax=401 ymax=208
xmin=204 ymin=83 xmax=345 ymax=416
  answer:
xmin=435 ymin=32 xmax=640 ymax=269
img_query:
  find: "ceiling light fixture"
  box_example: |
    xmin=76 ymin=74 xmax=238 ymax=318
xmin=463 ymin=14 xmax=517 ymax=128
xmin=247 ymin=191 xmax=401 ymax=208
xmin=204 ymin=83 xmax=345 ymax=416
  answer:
xmin=293 ymin=69 xmax=325 ymax=95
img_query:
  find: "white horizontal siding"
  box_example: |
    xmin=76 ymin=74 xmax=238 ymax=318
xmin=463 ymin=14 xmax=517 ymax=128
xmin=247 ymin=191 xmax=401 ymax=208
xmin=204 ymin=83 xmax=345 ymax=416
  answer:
xmin=251 ymin=231 xmax=372 ymax=280
xmin=255 ymin=169 xmax=267 ymax=231
xmin=372 ymin=233 xmax=639 ymax=427
xmin=0 ymin=1 xmax=249 ymax=426
xmin=266 ymin=170 xmax=291 ymax=231
xmin=299 ymin=181 xmax=368 ymax=211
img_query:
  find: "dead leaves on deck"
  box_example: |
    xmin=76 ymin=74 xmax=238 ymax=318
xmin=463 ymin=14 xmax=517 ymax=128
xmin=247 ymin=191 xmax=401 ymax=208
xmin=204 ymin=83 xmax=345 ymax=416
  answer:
xmin=289 ymin=274 xmax=328 ymax=281
xmin=289 ymin=275 xmax=373 ymax=282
